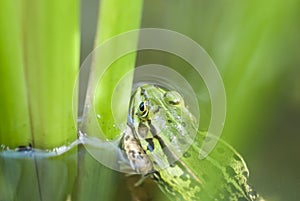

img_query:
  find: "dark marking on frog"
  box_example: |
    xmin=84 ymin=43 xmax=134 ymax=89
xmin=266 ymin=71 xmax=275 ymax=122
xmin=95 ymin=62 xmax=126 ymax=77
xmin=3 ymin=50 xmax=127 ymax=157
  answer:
xmin=226 ymin=166 xmax=236 ymax=177
xmin=129 ymin=150 xmax=136 ymax=158
xmin=183 ymin=152 xmax=191 ymax=158
xmin=148 ymin=122 xmax=158 ymax=137
xmin=145 ymin=138 xmax=155 ymax=152
xmin=233 ymin=154 xmax=241 ymax=161
xmin=179 ymin=173 xmax=189 ymax=181
xmin=170 ymin=179 xmax=176 ymax=184
xmin=140 ymin=87 xmax=149 ymax=99
xmin=242 ymin=170 xmax=249 ymax=178
xmin=153 ymin=105 xmax=161 ymax=114
xmin=151 ymin=170 xmax=162 ymax=182
xmin=149 ymin=122 xmax=178 ymax=163
xmin=136 ymin=152 xmax=144 ymax=160
xmin=140 ymin=88 xmax=145 ymax=96
xmin=125 ymin=135 xmax=130 ymax=141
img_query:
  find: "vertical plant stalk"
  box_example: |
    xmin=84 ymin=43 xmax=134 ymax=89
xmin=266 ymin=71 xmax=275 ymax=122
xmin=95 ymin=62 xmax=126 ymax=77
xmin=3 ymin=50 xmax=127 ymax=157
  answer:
xmin=0 ymin=1 xmax=31 ymax=148
xmin=74 ymin=1 xmax=143 ymax=201
xmin=85 ymin=0 xmax=143 ymax=139
xmin=22 ymin=0 xmax=80 ymax=149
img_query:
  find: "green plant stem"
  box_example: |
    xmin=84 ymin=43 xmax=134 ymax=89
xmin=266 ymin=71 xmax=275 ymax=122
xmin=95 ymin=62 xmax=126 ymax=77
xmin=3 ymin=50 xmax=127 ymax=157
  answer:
xmin=92 ymin=0 xmax=143 ymax=139
xmin=75 ymin=1 xmax=144 ymax=201
xmin=22 ymin=0 xmax=80 ymax=149
xmin=0 ymin=1 xmax=31 ymax=148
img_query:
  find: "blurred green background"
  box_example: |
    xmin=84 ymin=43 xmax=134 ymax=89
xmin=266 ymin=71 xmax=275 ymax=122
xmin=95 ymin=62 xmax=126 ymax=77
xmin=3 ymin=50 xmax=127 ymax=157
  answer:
xmin=80 ymin=0 xmax=300 ymax=200
xmin=1 ymin=0 xmax=298 ymax=200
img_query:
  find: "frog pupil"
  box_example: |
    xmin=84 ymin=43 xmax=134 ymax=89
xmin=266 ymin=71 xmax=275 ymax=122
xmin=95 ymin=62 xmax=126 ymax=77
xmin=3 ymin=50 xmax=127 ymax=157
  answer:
xmin=139 ymin=102 xmax=145 ymax=112
xmin=139 ymin=102 xmax=149 ymax=118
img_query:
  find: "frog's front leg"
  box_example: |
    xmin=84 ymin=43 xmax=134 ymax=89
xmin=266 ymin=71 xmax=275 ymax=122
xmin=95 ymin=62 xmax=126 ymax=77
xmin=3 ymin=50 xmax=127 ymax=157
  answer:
xmin=119 ymin=125 xmax=155 ymax=187
xmin=134 ymin=174 xmax=149 ymax=187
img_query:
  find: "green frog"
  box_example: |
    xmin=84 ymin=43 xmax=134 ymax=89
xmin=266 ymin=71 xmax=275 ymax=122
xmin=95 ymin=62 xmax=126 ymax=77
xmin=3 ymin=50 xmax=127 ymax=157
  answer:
xmin=120 ymin=84 xmax=260 ymax=201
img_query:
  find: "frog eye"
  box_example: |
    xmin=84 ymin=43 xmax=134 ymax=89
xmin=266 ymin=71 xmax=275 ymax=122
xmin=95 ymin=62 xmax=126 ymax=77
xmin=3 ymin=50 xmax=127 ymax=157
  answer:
xmin=138 ymin=101 xmax=149 ymax=118
xmin=164 ymin=91 xmax=182 ymax=105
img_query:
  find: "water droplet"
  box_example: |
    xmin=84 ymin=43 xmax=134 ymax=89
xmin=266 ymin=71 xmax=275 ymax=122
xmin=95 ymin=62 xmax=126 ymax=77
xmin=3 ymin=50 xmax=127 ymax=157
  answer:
xmin=96 ymin=114 xmax=101 ymax=119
